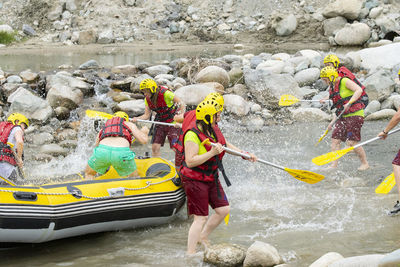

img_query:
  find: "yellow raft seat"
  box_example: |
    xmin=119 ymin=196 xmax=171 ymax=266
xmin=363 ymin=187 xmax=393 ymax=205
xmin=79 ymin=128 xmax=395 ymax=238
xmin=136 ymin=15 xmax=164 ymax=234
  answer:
xmin=0 ymin=157 xmax=185 ymax=245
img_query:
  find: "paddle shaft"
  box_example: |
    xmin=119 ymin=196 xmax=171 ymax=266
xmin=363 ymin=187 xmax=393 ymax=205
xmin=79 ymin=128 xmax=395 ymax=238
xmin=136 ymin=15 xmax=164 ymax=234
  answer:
xmin=136 ymin=119 xmax=177 ymax=127
xmin=209 ymin=143 xmax=285 ymax=171
xmin=353 ymin=127 xmax=400 ymax=150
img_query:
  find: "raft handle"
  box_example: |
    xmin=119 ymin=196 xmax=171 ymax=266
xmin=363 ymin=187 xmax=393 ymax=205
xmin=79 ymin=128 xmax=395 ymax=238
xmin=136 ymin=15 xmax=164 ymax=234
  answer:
xmin=13 ymin=191 xmax=38 ymax=201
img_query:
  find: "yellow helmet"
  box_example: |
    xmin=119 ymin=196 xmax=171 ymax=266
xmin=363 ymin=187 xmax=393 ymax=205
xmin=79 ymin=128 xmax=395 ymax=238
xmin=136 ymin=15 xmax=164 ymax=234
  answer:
xmin=196 ymin=99 xmax=221 ymax=125
xmin=204 ymin=92 xmax=224 ymax=112
xmin=113 ymin=111 xmax=129 ymax=121
xmin=320 ymin=66 xmax=338 ymax=83
xmin=323 ymin=54 xmax=340 ymax=68
xmin=398 ymin=69 xmax=400 ymax=75
xmin=139 ymin=78 xmax=158 ymax=93
xmin=7 ymin=113 xmax=29 ymax=127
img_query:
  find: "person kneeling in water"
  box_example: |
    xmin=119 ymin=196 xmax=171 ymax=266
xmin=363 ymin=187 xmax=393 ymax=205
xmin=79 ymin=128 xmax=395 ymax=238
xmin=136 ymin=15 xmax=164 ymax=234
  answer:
xmin=85 ymin=111 xmax=148 ymax=179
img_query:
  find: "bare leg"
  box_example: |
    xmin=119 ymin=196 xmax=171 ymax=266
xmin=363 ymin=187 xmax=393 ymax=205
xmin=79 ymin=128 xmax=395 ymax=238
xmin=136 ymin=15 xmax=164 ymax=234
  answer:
xmin=187 ymin=215 xmax=207 ymax=254
xmin=84 ymin=165 xmax=97 ymax=180
xmin=199 ymin=205 xmax=230 ymax=247
xmin=348 ymin=140 xmax=369 ymax=170
xmin=152 ymin=143 xmax=161 ymax=157
xmin=329 ymin=138 xmax=341 ymax=168
xmin=393 ymin=164 xmax=400 ymax=200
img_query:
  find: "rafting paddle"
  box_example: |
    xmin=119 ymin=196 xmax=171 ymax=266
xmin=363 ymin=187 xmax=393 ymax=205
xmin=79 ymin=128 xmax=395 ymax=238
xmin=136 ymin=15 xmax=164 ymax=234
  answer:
xmin=375 ymin=173 xmax=395 ymax=194
xmin=279 ymin=94 xmax=323 ymax=106
xmin=315 ymin=109 xmax=346 ymax=146
xmin=85 ymin=110 xmax=178 ymax=127
xmin=312 ymin=128 xmax=400 ymax=166
xmin=206 ymin=141 xmax=324 ymax=184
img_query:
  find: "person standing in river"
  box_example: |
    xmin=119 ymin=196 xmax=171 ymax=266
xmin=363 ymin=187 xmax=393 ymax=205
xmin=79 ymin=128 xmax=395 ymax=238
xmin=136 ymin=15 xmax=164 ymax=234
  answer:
xmin=85 ymin=111 xmax=148 ymax=180
xmin=132 ymin=78 xmax=185 ymax=167
xmin=0 ymin=113 xmax=29 ymax=184
xmin=377 ymin=69 xmax=400 ymax=215
xmin=319 ymin=66 xmax=369 ymax=171
xmin=179 ymin=99 xmax=257 ymax=255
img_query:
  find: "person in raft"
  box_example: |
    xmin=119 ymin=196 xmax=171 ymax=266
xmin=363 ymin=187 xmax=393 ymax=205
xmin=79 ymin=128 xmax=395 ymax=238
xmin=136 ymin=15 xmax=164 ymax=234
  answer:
xmin=319 ymin=66 xmax=369 ymax=170
xmin=377 ymin=69 xmax=400 ymax=215
xmin=132 ymin=78 xmax=185 ymax=166
xmin=0 ymin=113 xmax=29 ymax=184
xmin=323 ymin=54 xmax=369 ymax=107
xmin=85 ymin=111 xmax=148 ymax=179
xmin=174 ymin=92 xmax=225 ymax=168
xmin=179 ymin=99 xmax=257 ymax=254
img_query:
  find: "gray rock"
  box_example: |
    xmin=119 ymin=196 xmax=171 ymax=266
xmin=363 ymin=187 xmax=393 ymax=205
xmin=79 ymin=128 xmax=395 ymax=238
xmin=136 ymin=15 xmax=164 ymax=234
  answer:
xmin=22 ymin=24 xmax=36 ymax=36
xmin=40 ymin=144 xmax=69 ymax=157
xmin=174 ymin=84 xmax=215 ymax=105
xmin=364 ymin=100 xmax=381 ymax=116
xmin=330 ymin=254 xmax=385 ymax=267
xmin=379 ymin=248 xmax=400 ymax=267
xmin=364 ymin=69 xmax=396 ymax=101
xmin=323 ymin=16 xmax=347 ymax=36
xmin=335 ymin=22 xmax=371 ymax=46
xmin=6 ymin=75 xmax=22 ymax=84
xmin=271 ymin=13 xmax=297 ymax=36
xmin=116 ymin=99 xmax=145 ymax=117
xmin=195 ymin=66 xmax=230 ymax=88
xmin=291 ymin=107 xmax=331 ymax=122
xmin=323 ymin=0 xmax=363 ymax=20
xmin=224 ymin=94 xmax=249 ymax=116
xmin=56 ymin=129 xmax=77 ymax=141
xmin=243 ymin=241 xmax=283 ymax=267
xmin=309 ymin=252 xmax=344 ymax=267
xmin=144 ymin=65 xmax=172 ymax=77
xmin=294 ymin=68 xmax=320 ymax=86
xmin=366 ymin=109 xmax=397 ymax=120
xmin=0 ymin=24 xmax=13 ymax=33
xmin=97 ymin=29 xmax=114 ymax=44
xmin=204 ymin=243 xmax=246 ymax=267
xmin=79 ymin=60 xmax=99 ymax=70
xmin=32 ymin=132 xmax=54 ymax=145
xmin=78 ymin=30 xmax=97 ymax=45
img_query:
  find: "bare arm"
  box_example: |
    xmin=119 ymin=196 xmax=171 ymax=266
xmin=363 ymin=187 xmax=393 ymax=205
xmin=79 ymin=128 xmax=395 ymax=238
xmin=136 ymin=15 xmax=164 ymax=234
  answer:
xmin=343 ymin=79 xmax=362 ymax=111
xmin=127 ymin=121 xmax=148 ymax=144
xmin=184 ymin=140 xmax=222 ymax=168
xmin=173 ymin=95 xmax=186 ymax=115
xmin=14 ymin=128 xmax=24 ymax=165
xmin=133 ymin=105 xmax=151 ymax=121
xmin=378 ymin=109 xmax=400 ymax=140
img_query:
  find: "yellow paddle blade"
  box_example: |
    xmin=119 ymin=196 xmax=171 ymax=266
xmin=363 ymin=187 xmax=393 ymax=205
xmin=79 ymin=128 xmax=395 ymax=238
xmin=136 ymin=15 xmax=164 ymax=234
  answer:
xmin=315 ymin=129 xmax=329 ymax=146
xmin=224 ymin=213 xmax=230 ymax=225
xmin=284 ymin=168 xmax=325 ymax=184
xmin=279 ymin=94 xmax=300 ymax=106
xmin=85 ymin=110 xmax=113 ymax=119
xmin=312 ymin=146 xmax=354 ymax=166
xmin=375 ymin=173 xmax=395 ymax=194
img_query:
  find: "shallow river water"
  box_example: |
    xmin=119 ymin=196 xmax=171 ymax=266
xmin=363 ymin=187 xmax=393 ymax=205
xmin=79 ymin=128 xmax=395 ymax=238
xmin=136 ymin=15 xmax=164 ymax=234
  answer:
xmin=0 ymin=45 xmax=398 ymax=266
xmin=2 ymin=118 xmax=400 ymax=267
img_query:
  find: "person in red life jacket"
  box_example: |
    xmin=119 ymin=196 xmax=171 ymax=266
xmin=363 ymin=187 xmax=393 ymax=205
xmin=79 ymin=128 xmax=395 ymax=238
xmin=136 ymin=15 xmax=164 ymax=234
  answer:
xmin=0 ymin=113 xmax=29 ymax=184
xmin=85 ymin=111 xmax=149 ymax=180
xmin=323 ymin=54 xmax=369 ymax=107
xmin=132 ymin=78 xmax=185 ymax=164
xmin=320 ymin=66 xmax=369 ymax=170
xmin=174 ymin=92 xmax=225 ymax=168
xmin=180 ymin=99 xmax=256 ymax=255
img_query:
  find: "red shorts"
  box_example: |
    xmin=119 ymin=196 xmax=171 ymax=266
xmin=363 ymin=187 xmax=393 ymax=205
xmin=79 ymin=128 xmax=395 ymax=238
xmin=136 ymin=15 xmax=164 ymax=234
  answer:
xmin=151 ymin=125 xmax=180 ymax=148
xmin=182 ymin=176 xmax=229 ymax=216
xmin=332 ymin=116 xmax=364 ymax=142
xmin=393 ymin=149 xmax=400 ymax=166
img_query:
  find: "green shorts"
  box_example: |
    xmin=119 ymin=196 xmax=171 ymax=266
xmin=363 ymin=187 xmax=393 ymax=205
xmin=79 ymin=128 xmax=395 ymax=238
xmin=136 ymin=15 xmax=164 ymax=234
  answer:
xmin=88 ymin=144 xmax=136 ymax=177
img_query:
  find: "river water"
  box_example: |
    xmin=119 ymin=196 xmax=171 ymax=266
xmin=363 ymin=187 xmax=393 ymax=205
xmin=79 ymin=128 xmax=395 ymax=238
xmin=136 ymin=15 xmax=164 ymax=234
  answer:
xmin=1 ymin=46 xmax=399 ymax=266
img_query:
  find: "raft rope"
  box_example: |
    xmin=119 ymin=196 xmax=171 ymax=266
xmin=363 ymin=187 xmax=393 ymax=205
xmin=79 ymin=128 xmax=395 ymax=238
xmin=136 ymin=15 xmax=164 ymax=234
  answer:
xmin=0 ymin=177 xmax=175 ymax=200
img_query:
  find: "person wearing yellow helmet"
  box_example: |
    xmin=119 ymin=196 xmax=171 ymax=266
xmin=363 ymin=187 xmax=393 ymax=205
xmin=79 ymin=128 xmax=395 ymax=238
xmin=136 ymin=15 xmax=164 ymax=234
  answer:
xmin=173 ymin=92 xmax=225 ymax=168
xmin=178 ymin=99 xmax=256 ymax=255
xmin=323 ymin=54 xmax=369 ymax=107
xmin=320 ymin=66 xmax=369 ymax=171
xmin=84 ymin=111 xmax=149 ymax=180
xmin=132 ymin=78 xmax=186 ymax=159
xmin=376 ymin=70 xmax=400 ymax=215
xmin=0 ymin=113 xmax=29 ymax=184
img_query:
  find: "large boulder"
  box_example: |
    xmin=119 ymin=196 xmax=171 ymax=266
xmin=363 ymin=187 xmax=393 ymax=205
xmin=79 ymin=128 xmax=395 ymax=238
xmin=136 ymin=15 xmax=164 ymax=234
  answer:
xmin=195 ymin=66 xmax=230 ymax=88
xmin=379 ymin=248 xmax=400 ymax=267
xmin=204 ymin=243 xmax=246 ymax=267
xmin=364 ymin=69 xmax=396 ymax=102
xmin=223 ymin=94 xmax=249 ymax=116
xmin=256 ymin=60 xmax=286 ymax=74
xmin=309 ymin=252 xmax=344 ymax=267
xmin=334 ymin=22 xmax=371 ymax=46
xmin=322 ymin=0 xmax=363 ymax=20
xmin=243 ymin=241 xmax=283 ymax=267
xmin=294 ymin=68 xmax=320 ymax=86
xmin=323 ymin=16 xmax=347 ymax=36
xmin=116 ymin=99 xmax=145 ymax=117
xmin=8 ymin=87 xmax=53 ymax=122
xmin=365 ymin=109 xmax=397 ymax=120
xmin=270 ymin=13 xmax=297 ymax=36
xmin=329 ymin=254 xmax=385 ymax=267
xmin=244 ymin=69 xmax=301 ymax=109
xmin=174 ymin=84 xmax=216 ymax=106
xmin=290 ymin=107 xmax=331 ymax=122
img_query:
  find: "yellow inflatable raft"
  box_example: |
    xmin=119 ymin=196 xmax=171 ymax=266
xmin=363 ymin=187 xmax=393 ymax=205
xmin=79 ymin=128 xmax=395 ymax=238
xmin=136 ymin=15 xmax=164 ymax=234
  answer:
xmin=0 ymin=157 xmax=185 ymax=245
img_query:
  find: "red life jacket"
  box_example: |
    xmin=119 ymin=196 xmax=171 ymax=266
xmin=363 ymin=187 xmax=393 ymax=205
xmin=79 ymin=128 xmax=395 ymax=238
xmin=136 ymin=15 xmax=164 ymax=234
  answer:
xmin=329 ymin=77 xmax=365 ymax=116
xmin=179 ymin=118 xmax=231 ymax=195
xmin=337 ymin=65 xmax=369 ymax=106
xmin=173 ymin=110 xmax=196 ymax=154
xmin=99 ymin=117 xmax=134 ymax=144
xmin=145 ymin=86 xmax=177 ymax=122
xmin=0 ymin=121 xmax=18 ymax=166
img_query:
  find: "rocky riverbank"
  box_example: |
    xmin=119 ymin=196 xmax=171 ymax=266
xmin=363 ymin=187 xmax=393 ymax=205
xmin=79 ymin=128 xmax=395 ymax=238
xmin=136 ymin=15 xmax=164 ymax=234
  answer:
xmin=0 ymin=0 xmax=399 ymax=48
xmin=0 ymin=41 xmax=399 ymax=169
